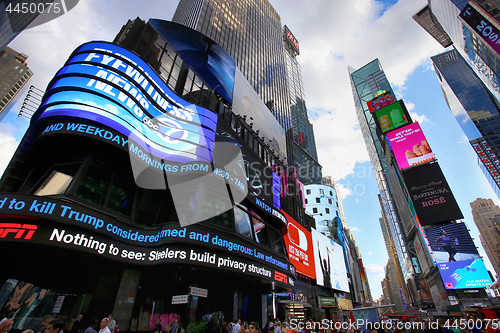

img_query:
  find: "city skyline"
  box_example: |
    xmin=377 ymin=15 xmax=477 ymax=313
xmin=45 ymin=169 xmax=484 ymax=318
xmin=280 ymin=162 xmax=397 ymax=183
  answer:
xmin=1 ymin=0 xmax=499 ymax=300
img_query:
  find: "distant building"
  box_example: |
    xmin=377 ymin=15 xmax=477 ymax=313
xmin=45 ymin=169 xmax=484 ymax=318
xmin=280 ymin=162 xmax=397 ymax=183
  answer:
xmin=471 ymin=198 xmax=500 ymax=277
xmin=0 ymin=46 xmax=33 ymax=122
xmin=304 ymin=183 xmax=339 ymax=237
xmin=0 ymin=0 xmax=55 ymax=51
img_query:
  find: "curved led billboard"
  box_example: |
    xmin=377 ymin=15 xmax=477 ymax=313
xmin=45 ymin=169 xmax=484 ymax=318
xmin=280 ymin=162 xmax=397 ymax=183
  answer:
xmin=33 ymin=41 xmax=218 ymax=165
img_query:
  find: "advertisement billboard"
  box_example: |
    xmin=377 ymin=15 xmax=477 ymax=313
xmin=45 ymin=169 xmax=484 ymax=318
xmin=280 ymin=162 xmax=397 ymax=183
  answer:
xmin=423 ymin=223 xmax=480 ymax=264
xmin=311 ymin=228 xmax=349 ymax=292
xmin=438 ymin=259 xmax=493 ymax=289
xmin=373 ymin=100 xmax=411 ymax=134
xmin=367 ymin=90 xmax=395 ymax=112
xmin=402 ymin=162 xmax=463 ymax=225
xmin=282 ymin=211 xmax=315 ymax=278
xmin=460 ymin=3 xmax=500 ymax=58
xmin=387 ymin=122 xmax=436 ymax=170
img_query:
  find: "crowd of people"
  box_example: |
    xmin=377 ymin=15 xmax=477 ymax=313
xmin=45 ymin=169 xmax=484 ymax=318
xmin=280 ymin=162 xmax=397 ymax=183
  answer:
xmin=0 ymin=312 xmax=119 ymax=333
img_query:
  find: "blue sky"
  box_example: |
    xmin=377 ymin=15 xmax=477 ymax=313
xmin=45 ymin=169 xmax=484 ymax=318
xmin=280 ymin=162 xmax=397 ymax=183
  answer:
xmin=1 ymin=0 xmax=498 ymax=302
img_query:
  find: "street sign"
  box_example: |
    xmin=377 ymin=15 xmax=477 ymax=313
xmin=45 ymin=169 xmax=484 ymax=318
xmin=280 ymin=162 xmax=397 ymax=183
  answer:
xmin=172 ymin=295 xmax=189 ymax=304
xmin=189 ymin=287 xmax=208 ymax=298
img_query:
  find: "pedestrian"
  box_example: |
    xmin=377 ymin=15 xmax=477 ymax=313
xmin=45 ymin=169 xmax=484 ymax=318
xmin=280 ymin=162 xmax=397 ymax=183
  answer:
xmin=72 ymin=315 xmax=85 ymax=333
xmin=222 ymin=322 xmax=228 ymax=333
xmin=152 ymin=319 xmax=162 ymax=333
xmin=98 ymin=319 xmax=110 ymax=333
xmin=171 ymin=319 xmax=180 ymax=333
xmin=233 ymin=320 xmax=242 ymax=333
xmin=249 ymin=322 xmax=260 ymax=333
xmin=0 ymin=320 xmax=13 ymax=333
xmin=83 ymin=320 xmax=98 ymax=333
xmin=107 ymin=315 xmax=116 ymax=333
xmin=46 ymin=319 xmax=66 ymax=333
xmin=34 ymin=316 xmax=53 ymax=333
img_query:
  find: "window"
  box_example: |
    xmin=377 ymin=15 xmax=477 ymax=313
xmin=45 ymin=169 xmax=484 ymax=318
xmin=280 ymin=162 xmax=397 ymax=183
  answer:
xmin=234 ymin=206 xmax=253 ymax=239
xmin=328 ymin=199 xmax=332 ymax=204
xmin=313 ymin=207 xmax=318 ymax=213
xmin=251 ymin=211 xmax=284 ymax=254
xmin=305 ymin=198 xmax=308 ymax=204
xmin=330 ymin=191 xmax=333 ymax=196
xmin=325 ymin=208 xmax=330 ymax=214
xmin=316 ymin=197 xmax=320 ymax=203
xmin=306 ymin=189 xmax=311 ymax=195
xmin=319 ymin=189 xmax=324 ymax=194
xmin=34 ymin=162 xmax=81 ymax=196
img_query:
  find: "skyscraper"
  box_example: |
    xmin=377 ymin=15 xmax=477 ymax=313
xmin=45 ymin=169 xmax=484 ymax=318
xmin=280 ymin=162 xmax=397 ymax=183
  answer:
xmin=471 ymin=198 xmax=500 ymax=277
xmin=0 ymin=46 xmax=33 ymax=122
xmin=431 ymin=48 xmax=500 ymax=197
xmin=172 ymin=0 xmax=291 ymax=131
xmin=414 ymin=1 xmax=500 ymax=198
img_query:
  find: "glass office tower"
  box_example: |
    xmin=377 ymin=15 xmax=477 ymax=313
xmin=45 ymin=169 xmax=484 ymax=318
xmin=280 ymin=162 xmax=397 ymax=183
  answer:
xmin=173 ymin=0 xmax=291 ymax=131
xmin=431 ymin=48 xmax=500 ymax=197
xmin=283 ymin=25 xmax=322 ymax=185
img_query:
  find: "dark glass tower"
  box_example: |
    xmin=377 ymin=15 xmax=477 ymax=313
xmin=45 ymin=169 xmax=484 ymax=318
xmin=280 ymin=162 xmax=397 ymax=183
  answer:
xmin=172 ymin=0 xmax=291 ymax=131
xmin=431 ymin=48 xmax=500 ymax=197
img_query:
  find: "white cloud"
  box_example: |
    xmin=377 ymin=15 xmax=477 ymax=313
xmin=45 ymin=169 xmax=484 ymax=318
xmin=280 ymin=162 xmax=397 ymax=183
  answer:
xmin=367 ymin=251 xmax=373 ymax=255
xmin=458 ymin=134 xmax=469 ymax=144
xmin=350 ymin=226 xmax=362 ymax=233
xmin=409 ymin=112 xmax=430 ymax=124
xmin=0 ymin=123 xmax=19 ymax=175
xmin=366 ymin=264 xmax=385 ymax=281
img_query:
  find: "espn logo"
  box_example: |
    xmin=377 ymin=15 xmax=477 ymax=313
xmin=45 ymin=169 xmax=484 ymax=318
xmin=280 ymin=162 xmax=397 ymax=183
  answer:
xmin=274 ymin=271 xmax=287 ymax=283
xmin=0 ymin=223 xmax=37 ymax=239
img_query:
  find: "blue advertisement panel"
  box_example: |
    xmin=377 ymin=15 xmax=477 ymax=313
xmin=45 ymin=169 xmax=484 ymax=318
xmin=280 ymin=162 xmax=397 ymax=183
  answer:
xmin=34 ymin=41 xmax=218 ymax=165
xmin=438 ymin=259 xmax=493 ymax=290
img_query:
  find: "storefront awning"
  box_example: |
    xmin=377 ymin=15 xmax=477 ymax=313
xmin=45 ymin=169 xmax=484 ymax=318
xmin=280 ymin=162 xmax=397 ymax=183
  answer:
xmin=278 ymin=300 xmax=312 ymax=307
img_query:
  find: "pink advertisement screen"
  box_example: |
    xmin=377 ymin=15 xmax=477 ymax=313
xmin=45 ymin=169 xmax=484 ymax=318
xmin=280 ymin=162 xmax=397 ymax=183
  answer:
xmin=387 ymin=122 xmax=435 ymax=170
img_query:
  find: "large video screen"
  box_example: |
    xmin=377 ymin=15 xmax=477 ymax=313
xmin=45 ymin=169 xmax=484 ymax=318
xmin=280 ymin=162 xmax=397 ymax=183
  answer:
xmin=423 ymin=223 xmax=480 ymax=264
xmin=438 ymin=259 xmax=493 ymax=289
xmin=373 ymin=100 xmax=411 ymax=134
xmin=387 ymin=122 xmax=436 ymax=170
xmin=311 ymin=228 xmax=349 ymax=292
xmin=402 ymin=162 xmax=463 ymax=225
xmin=282 ymin=211 xmax=315 ymax=278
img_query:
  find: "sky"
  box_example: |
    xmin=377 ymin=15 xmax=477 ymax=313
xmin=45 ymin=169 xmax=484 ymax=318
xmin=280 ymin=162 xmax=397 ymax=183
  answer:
xmin=2 ymin=0 xmax=500 ymax=302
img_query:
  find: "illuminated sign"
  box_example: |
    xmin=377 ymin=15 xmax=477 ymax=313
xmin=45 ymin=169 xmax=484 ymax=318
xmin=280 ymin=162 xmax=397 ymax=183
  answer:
xmin=373 ymin=100 xmax=411 ymax=134
xmin=336 ymin=297 xmax=353 ymax=310
xmin=367 ymin=90 xmax=395 ymax=112
xmin=402 ymin=163 xmax=464 ymax=225
xmin=35 ymin=41 xmax=218 ymax=165
xmin=386 ymin=122 xmax=436 ymax=170
xmin=423 ymin=222 xmax=480 ymax=264
xmin=311 ymin=228 xmax=349 ymax=292
xmin=0 ymin=223 xmax=37 ymax=239
xmin=282 ymin=210 xmax=316 ymax=278
xmin=438 ymin=259 xmax=493 ymax=289
xmin=460 ymin=3 xmax=500 ymax=57
xmin=284 ymin=25 xmax=299 ymax=55
xmin=0 ymin=194 xmax=293 ymax=277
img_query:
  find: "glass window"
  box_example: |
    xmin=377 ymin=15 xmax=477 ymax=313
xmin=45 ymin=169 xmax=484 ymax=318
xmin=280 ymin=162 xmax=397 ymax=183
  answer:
xmin=330 ymin=191 xmax=333 ymax=196
xmin=75 ymin=163 xmax=111 ymax=206
xmin=325 ymin=208 xmax=330 ymax=214
xmin=251 ymin=212 xmax=285 ymax=254
xmin=328 ymin=199 xmax=332 ymax=204
xmin=34 ymin=163 xmax=81 ymax=196
xmin=306 ymin=189 xmax=311 ymax=195
xmin=316 ymin=197 xmax=320 ymax=203
xmin=234 ymin=206 xmax=253 ymax=239
xmin=305 ymin=198 xmax=308 ymax=204
xmin=319 ymin=189 xmax=323 ymax=194
xmin=313 ymin=207 xmax=318 ymax=213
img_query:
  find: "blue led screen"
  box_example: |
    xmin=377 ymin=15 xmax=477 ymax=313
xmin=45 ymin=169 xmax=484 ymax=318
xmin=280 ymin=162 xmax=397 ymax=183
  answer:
xmin=438 ymin=259 xmax=493 ymax=289
xmin=33 ymin=41 xmax=218 ymax=164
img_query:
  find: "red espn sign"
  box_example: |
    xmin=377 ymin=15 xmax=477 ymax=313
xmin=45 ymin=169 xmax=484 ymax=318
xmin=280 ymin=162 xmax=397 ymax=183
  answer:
xmin=0 ymin=223 xmax=37 ymax=239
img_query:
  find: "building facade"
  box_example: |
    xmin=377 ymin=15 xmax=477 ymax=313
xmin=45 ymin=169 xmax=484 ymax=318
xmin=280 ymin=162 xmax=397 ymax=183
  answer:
xmin=0 ymin=19 xmax=297 ymax=330
xmin=471 ymin=198 xmax=500 ymax=277
xmin=303 ymin=184 xmax=339 ymax=237
xmin=0 ymin=46 xmax=33 ymax=122
xmin=172 ymin=0 xmax=291 ymax=132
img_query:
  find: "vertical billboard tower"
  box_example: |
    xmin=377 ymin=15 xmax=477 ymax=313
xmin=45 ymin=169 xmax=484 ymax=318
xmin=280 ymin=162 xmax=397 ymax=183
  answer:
xmin=349 ymin=60 xmax=414 ymax=308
